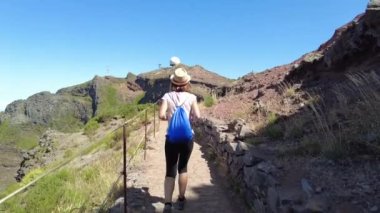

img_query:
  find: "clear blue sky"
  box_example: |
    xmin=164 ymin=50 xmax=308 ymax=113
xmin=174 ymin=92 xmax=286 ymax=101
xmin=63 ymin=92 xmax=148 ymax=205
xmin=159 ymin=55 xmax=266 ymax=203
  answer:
xmin=0 ymin=0 xmax=368 ymax=111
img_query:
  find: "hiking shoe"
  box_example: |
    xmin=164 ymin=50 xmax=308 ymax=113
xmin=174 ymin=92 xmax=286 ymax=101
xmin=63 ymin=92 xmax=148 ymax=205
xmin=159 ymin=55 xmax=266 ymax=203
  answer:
xmin=163 ymin=203 xmax=172 ymax=213
xmin=176 ymin=196 xmax=186 ymax=210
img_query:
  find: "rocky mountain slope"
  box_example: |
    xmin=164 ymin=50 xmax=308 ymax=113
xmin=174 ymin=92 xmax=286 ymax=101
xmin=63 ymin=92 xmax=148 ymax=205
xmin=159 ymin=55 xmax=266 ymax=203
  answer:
xmin=0 ymin=75 xmax=143 ymax=190
xmin=0 ymin=75 xmax=142 ymax=127
xmin=206 ymin=1 xmax=380 ymax=123
xmin=1 ymin=2 xmax=380 ymax=212
xmin=0 ymin=65 xmax=231 ymax=191
xmin=200 ymin=2 xmax=380 ymax=212
xmin=0 ymin=65 xmax=231 ymax=129
xmin=136 ymin=64 xmax=233 ymax=103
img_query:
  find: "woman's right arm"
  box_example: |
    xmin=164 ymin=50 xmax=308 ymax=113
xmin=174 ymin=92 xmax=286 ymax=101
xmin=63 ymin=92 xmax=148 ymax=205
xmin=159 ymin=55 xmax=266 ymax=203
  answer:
xmin=191 ymin=100 xmax=201 ymax=120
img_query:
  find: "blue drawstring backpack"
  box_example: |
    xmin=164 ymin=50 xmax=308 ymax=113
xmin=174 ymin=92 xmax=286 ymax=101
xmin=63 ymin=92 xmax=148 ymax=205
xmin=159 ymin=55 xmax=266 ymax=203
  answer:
xmin=167 ymin=97 xmax=193 ymax=143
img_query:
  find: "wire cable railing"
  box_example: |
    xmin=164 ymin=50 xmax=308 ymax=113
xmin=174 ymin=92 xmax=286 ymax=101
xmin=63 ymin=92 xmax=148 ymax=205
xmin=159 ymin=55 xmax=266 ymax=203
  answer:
xmin=93 ymin=102 xmax=160 ymax=212
xmin=0 ymin=102 xmax=161 ymax=213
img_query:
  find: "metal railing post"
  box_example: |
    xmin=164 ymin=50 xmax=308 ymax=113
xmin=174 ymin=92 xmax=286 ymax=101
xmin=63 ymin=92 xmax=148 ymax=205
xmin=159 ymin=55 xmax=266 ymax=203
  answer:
xmin=144 ymin=110 xmax=147 ymax=160
xmin=154 ymin=104 xmax=156 ymax=138
xmin=157 ymin=102 xmax=161 ymax=132
xmin=123 ymin=124 xmax=127 ymax=213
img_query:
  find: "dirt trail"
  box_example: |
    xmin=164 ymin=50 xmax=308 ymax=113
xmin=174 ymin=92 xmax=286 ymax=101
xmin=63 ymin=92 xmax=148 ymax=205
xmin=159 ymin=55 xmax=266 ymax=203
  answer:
xmin=130 ymin=121 xmax=246 ymax=213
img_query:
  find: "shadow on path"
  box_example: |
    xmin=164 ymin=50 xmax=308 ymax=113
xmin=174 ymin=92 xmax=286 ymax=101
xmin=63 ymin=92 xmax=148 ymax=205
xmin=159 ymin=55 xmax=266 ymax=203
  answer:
xmin=107 ymin=186 xmax=164 ymax=213
xmin=105 ymin=120 xmax=250 ymax=213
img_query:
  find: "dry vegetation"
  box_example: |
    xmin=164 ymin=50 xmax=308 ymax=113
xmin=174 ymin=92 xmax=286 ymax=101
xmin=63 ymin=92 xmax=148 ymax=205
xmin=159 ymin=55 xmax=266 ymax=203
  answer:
xmin=248 ymin=71 xmax=380 ymax=159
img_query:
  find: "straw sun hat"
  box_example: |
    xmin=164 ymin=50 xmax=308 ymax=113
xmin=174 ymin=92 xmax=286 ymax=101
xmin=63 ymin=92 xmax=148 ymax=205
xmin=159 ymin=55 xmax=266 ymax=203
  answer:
xmin=170 ymin=67 xmax=191 ymax=86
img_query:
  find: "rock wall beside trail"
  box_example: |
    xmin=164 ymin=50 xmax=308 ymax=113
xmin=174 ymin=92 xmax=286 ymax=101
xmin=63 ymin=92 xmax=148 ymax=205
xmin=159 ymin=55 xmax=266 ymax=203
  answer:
xmin=15 ymin=129 xmax=59 ymax=181
xmin=194 ymin=118 xmax=331 ymax=213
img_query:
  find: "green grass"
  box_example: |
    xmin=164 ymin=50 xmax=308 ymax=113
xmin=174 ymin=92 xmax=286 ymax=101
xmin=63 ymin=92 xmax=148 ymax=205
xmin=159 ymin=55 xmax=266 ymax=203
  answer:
xmin=3 ymin=169 xmax=80 ymax=212
xmin=63 ymin=149 xmax=74 ymax=159
xmin=0 ymin=83 xmax=146 ymax=150
xmin=50 ymin=112 xmax=84 ymax=133
xmin=95 ymin=85 xmax=150 ymax=122
xmin=0 ymin=182 xmax=20 ymax=201
xmin=101 ymin=134 xmax=116 ymax=150
xmin=267 ymin=112 xmax=278 ymax=125
xmin=0 ymin=121 xmax=45 ymax=150
xmin=1 ymin=104 xmax=157 ymax=212
xmin=2 ymin=151 xmax=123 ymax=212
xmin=81 ymin=166 xmax=100 ymax=182
xmin=1 ymin=123 xmax=127 ymax=201
xmin=84 ymin=119 xmax=100 ymax=136
xmin=1 ymin=132 xmax=120 ymax=211
xmin=0 ymin=84 xmax=157 ymax=212
xmin=204 ymin=95 xmax=215 ymax=107
xmin=280 ymin=82 xmax=298 ymax=98
xmin=278 ymin=71 xmax=380 ymax=160
xmin=285 ymin=87 xmax=296 ymax=98
xmin=85 ymin=85 xmax=150 ymax=138
xmin=20 ymin=168 xmax=45 ymax=184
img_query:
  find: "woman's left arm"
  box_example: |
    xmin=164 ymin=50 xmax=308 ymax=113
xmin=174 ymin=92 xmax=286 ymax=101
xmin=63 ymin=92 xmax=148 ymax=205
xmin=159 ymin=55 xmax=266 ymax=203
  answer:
xmin=159 ymin=99 xmax=168 ymax=120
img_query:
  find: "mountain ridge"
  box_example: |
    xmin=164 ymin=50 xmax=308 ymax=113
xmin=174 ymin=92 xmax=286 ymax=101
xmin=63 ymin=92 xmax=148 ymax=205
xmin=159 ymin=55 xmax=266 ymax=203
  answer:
xmin=1 ymin=2 xmax=380 ymax=211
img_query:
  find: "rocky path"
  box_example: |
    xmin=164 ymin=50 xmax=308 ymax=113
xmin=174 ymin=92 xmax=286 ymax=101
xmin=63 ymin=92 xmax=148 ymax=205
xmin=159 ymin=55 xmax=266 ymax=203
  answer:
xmin=126 ymin=121 xmax=246 ymax=213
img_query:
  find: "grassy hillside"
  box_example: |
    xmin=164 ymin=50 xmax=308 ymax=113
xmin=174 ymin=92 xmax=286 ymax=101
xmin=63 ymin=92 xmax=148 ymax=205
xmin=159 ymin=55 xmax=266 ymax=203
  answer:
xmin=93 ymin=83 xmax=148 ymax=122
xmin=0 ymin=103 xmax=157 ymax=212
xmin=0 ymin=121 xmax=45 ymax=150
xmin=0 ymin=75 xmax=145 ymax=149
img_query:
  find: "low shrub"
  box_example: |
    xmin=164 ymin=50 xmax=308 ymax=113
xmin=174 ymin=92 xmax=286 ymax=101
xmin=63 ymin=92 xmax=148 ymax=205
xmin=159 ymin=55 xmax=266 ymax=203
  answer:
xmin=204 ymin=95 xmax=215 ymax=107
xmin=267 ymin=112 xmax=278 ymax=125
xmin=84 ymin=119 xmax=100 ymax=136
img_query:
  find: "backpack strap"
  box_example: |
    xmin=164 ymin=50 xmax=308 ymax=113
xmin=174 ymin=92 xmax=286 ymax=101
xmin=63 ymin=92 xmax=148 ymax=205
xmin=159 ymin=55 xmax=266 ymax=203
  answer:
xmin=170 ymin=93 xmax=190 ymax=108
xmin=178 ymin=96 xmax=190 ymax=107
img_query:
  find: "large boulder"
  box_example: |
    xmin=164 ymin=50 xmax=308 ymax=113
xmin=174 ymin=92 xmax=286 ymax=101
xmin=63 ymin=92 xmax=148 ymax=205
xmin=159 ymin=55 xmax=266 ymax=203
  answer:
xmin=2 ymin=100 xmax=29 ymax=124
xmin=4 ymin=91 xmax=93 ymax=126
xmin=368 ymin=0 xmax=380 ymax=10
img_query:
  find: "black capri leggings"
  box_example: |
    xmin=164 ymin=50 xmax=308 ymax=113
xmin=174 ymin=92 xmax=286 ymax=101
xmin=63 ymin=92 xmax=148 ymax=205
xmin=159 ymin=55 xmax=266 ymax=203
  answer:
xmin=165 ymin=137 xmax=194 ymax=178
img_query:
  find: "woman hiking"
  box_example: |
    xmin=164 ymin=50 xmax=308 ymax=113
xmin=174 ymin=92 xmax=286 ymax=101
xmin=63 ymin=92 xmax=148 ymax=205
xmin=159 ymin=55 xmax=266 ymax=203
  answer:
xmin=159 ymin=65 xmax=201 ymax=212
